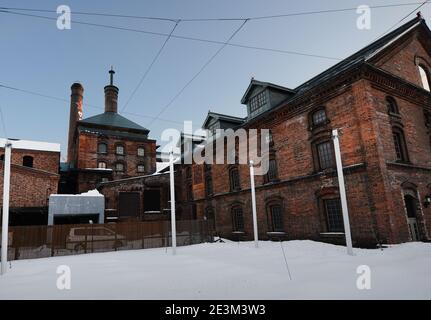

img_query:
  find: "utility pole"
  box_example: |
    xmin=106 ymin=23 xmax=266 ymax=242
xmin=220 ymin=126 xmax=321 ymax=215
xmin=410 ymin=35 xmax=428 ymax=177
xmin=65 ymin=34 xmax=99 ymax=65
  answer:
xmin=169 ymin=151 xmax=177 ymax=255
xmin=249 ymin=160 xmax=259 ymax=248
xmin=332 ymin=130 xmax=354 ymax=256
xmin=1 ymin=140 xmax=12 ymax=275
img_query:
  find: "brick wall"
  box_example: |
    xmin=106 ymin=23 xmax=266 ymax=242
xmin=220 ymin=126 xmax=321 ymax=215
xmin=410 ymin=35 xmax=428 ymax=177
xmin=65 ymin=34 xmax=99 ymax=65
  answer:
xmin=0 ymin=162 xmax=59 ymax=208
xmin=76 ymin=132 xmax=157 ymax=182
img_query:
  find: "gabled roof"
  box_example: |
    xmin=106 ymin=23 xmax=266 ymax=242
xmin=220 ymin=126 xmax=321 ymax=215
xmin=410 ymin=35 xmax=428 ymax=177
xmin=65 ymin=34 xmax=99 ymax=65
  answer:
xmin=239 ymin=15 xmax=430 ymax=127
xmin=241 ymin=79 xmax=296 ymax=104
xmin=78 ymin=112 xmax=149 ymax=134
xmin=294 ymin=15 xmax=426 ymax=95
xmin=202 ymin=111 xmax=245 ymax=129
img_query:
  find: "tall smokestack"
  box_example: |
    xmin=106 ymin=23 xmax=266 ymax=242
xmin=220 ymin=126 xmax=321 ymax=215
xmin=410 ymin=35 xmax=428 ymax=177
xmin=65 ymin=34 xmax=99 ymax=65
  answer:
xmin=67 ymin=82 xmax=84 ymax=165
xmin=104 ymin=67 xmax=119 ymax=113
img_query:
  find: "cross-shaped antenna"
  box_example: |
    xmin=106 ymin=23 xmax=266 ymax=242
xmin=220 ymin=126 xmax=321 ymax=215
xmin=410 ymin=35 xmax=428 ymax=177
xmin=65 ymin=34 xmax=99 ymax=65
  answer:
xmin=109 ymin=66 xmax=115 ymax=86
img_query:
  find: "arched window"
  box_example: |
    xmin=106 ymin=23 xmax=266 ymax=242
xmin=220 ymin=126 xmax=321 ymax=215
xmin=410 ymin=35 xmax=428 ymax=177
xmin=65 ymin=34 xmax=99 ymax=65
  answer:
xmin=23 ymin=156 xmax=34 ymax=168
xmin=418 ymin=64 xmax=431 ymax=91
xmin=267 ymin=204 xmax=284 ymax=232
xmin=116 ymin=144 xmax=125 ymax=155
xmin=205 ymin=207 xmax=216 ymax=230
xmin=392 ymin=127 xmax=409 ymax=162
xmin=229 ymin=167 xmax=241 ymax=191
xmin=312 ymin=109 xmax=327 ymax=126
xmin=386 ymin=96 xmax=399 ymax=114
xmin=98 ymin=161 xmax=107 ymax=169
xmin=231 ymin=206 xmax=244 ymax=232
xmin=115 ymin=162 xmax=124 ymax=172
xmin=316 ymin=141 xmax=335 ymax=170
xmin=324 ymin=198 xmax=344 ymax=232
xmin=98 ymin=143 xmax=107 ymax=154
xmin=265 ymin=158 xmax=278 ymax=183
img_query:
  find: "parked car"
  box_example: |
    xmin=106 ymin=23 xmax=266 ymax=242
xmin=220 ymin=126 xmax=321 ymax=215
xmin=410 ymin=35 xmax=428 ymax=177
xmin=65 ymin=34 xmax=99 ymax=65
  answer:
xmin=66 ymin=226 xmax=125 ymax=252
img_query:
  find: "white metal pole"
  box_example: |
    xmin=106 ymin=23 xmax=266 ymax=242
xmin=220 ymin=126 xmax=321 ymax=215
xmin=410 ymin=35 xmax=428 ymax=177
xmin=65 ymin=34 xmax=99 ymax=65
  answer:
xmin=249 ymin=160 xmax=259 ymax=248
xmin=169 ymin=151 xmax=177 ymax=255
xmin=332 ymin=130 xmax=354 ymax=256
xmin=1 ymin=140 xmax=12 ymax=275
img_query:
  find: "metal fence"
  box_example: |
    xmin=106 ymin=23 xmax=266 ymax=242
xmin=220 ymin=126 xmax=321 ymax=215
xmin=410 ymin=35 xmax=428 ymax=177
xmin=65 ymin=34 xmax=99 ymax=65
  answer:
xmin=0 ymin=220 xmax=214 ymax=261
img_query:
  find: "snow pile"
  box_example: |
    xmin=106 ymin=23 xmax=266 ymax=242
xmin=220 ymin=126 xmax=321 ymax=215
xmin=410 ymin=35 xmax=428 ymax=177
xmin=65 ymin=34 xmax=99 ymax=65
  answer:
xmin=79 ymin=189 xmax=103 ymax=197
xmin=0 ymin=240 xmax=430 ymax=299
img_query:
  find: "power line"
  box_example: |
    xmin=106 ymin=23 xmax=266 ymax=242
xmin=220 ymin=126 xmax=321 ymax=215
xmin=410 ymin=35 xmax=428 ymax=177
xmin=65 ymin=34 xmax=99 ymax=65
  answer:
xmin=378 ymin=0 xmax=429 ymax=38
xmin=0 ymin=2 xmax=428 ymax=22
xmin=146 ymin=19 xmax=249 ymax=127
xmin=0 ymin=83 xmax=199 ymax=128
xmin=0 ymin=9 xmax=342 ymax=61
xmin=121 ymin=20 xmax=180 ymax=112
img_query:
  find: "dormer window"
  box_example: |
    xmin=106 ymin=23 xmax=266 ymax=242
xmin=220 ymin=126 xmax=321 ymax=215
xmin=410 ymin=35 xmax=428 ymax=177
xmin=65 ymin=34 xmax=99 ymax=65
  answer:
xmin=418 ymin=64 xmax=431 ymax=91
xmin=249 ymin=91 xmax=267 ymax=118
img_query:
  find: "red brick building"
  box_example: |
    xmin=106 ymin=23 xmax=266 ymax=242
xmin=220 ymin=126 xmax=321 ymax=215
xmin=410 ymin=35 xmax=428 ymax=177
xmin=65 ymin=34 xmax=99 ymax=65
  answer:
xmin=177 ymin=15 xmax=431 ymax=247
xmin=0 ymin=139 xmax=60 ymax=225
xmin=61 ymin=69 xmax=157 ymax=194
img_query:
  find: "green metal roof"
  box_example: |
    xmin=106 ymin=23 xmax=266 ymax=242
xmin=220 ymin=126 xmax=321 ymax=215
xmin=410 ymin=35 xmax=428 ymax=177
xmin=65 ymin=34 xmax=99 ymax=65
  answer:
xmin=78 ymin=112 xmax=149 ymax=133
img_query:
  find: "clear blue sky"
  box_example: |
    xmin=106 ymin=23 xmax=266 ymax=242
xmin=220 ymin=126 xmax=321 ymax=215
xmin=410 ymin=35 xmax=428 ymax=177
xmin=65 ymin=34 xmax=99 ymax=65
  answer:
xmin=1 ymin=0 xmax=430 ymax=160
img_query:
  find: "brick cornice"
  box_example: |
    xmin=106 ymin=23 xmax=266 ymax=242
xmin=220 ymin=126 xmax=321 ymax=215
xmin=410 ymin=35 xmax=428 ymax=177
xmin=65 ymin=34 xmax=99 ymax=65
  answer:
xmin=362 ymin=63 xmax=431 ymax=107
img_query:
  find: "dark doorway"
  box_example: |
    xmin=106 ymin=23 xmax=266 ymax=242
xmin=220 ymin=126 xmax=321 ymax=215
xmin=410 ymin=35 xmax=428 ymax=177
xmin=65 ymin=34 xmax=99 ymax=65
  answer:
xmin=144 ymin=190 xmax=160 ymax=213
xmin=118 ymin=192 xmax=140 ymax=217
xmin=404 ymin=195 xmax=420 ymax=241
xmin=54 ymin=214 xmax=99 ymax=225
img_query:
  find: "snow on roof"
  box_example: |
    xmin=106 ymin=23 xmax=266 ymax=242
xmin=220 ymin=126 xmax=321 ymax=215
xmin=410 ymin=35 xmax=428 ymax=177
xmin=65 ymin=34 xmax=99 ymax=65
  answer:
xmin=50 ymin=189 xmax=104 ymax=197
xmin=156 ymin=162 xmax=170 ymax=173
xmin=0 ymin=138 xmax=60 ymax=152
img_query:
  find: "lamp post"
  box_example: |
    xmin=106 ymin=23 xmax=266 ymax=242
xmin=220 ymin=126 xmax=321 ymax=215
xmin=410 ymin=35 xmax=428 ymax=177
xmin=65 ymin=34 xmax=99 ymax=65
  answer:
xmin=249 ymin=160 xmax=259 ymax=248
xmin=1 ymin=140 xmax=12 ymax=275
xmin=332 ymin=130 xmax=354 ymax=256
xmin=169 ymin=151 xmax=177 ymax=255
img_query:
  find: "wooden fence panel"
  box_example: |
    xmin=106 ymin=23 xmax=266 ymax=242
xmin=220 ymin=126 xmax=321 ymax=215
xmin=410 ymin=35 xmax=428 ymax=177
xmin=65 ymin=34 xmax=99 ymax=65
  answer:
xmin=0 ymin=220 xmax=214 ymax=261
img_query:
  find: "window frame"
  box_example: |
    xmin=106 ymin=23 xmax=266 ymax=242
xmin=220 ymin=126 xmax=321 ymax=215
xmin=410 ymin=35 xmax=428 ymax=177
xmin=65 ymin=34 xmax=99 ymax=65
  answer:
xmin=229 ymin=166 xmax=241 ymax=191
xmin=386 ymin=96 xmax=400 ymax=115
xmin=323 ymin=198 xmax=345 ymax=233
xmin=115 ymin=144 xmax=125 ymax=156
xmin=137 ymin=164 xmax=145 ymax=173
xmin=316 ymin=140 xmax=335 ymax=171
xmin=392 ymin=126 xmax=409 ymax=163
xmin=137 ymin=146 xmax=145 ymax=157
xmin=266 ymin=203 xmax=284 ymax=232
xmin=97 ymin=142 xmax=108 ymax=154
xmin=114 ymin=162 xmax=125 ymax=173
xmin=97 ymin=161 xmax=107 ymax=169
xmin=231 ymin=205 xmax=245 ymax=232
xmin=418 ymin=64 xmax=431 ymax=91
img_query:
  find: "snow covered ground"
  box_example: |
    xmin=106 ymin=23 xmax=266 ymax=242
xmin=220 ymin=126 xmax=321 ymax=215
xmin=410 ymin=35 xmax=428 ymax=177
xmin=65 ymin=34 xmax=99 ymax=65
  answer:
xmin=0 ymin=240 xmax=430 ymax=300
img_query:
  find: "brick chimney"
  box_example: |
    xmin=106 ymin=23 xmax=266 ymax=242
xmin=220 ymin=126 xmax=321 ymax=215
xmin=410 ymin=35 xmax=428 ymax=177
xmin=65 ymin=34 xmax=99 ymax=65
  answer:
xmin=104 ymin=67 xmax=119 ymax=113
xmin=67 ymin=82 xmax=84 ymax=165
